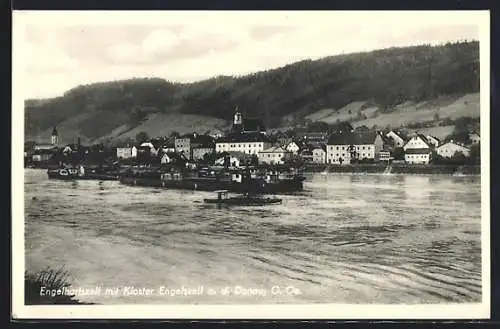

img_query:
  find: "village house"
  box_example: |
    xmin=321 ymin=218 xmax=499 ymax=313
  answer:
xmin=299 ymin=147 xmax=314 ymax=163
xmin=436 ymin=140 xmax=471 ymax=158
xmin=161 ymin=151 xmax=187 ymax=164
xmin=258 ymin=146 xmax=290 ymax=165
xmin=174 ymin=134 xmax=193 ymax=158
xmin=326 ymin=132 xmax=376 ymax=165
xmin=374 ymin=131 xmax=393 ymax=160
xmin=285 ymin=140 xmax=306 ymax=155
xmin=404 ymin=149 xmax=432 ymax=165
xmin=215 ymin=132 xmax=271 ymax=155
xmin=191 ymin=135 xmax=215 ymax=161
xmin=402 ymin=134 xmax=432 ymax=165
xmin=62 ymin=142 xmax=88 ymax=155
xmin=160 ymin=140 xmax=176 ymax=154
xmin=274 ymin=131 xmax=292 ymax=147
xmin=469 ymin=131 xmax=480 ymax=145
xmin=175 ymin=133 xmax=215 ymax=160
xmin=215 ymin=154 xmax=242 ymax=167
xmin=385 ymin=130 xmax=408 ymax=148
xmin=192 ymin=146 xmax=215 ymax=161
xmin=139 ymin=142 xmax=158 ymax=156
xmin=116 ymin=146 xmax=137 ymax=159
xmin=204 ymin=128 xmax=224 ymax=139
xmin=403 ymin=134 xmax=432 ymax=151
xmin=312 ymin=145 xmax=326 ymax=164
xmin=32 ymin=149 xmax=55 ymax=163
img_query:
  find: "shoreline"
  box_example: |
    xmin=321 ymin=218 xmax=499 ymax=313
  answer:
xmin=24 ymin=164 xmax=481 ymax=176
xmin=302 ymin=164 xmax=481 ymax=175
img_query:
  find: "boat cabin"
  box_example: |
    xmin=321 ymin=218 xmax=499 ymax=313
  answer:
xmin=214 ymin=190 xmax=229 ymax=200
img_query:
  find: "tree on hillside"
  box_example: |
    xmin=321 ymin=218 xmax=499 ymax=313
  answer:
xmin=136 ymin=131 xmax=150 ymax=144
xmin=25 ymin=41 xmax=480 ymax=140
xmin=170 ymin=131 xmax=180 ymax=138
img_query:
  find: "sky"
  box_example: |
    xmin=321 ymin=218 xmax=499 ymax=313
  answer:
xmin=14 ymin=11 xmax=484 ymax=99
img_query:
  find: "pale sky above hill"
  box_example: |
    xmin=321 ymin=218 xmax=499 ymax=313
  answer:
xmin=14 ymin=11 xmax=486 ymax=99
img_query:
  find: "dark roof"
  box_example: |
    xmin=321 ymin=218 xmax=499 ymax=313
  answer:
xmin=416 ymin=134 xmax=430 ymax=145
xmin=191 ymin=135 xmax=215 ymax=148
xmin=328 ymin=132 xmax=377 ymax=145
xmin=288 ymin=140 xmax=307 ymax=149
xmin=330 ymin=122 xmax=354 ymax=135
xmin=426 ymin=135 xmax=440 ymax=142
xmin=405 ymin=148 xmax=432 ymax=154
xmin=217 ymin=132 xmax=270 ymax=143
xmin=388 ymin=130 xmax=408 ymax=141
xmin=375 ymin=131 xmax=390 ymax=143
xmin=162 ymin=142 xmax=176 ymax=148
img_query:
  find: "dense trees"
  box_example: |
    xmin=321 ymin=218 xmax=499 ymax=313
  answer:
xmin=135 ymin=132 xmax=150 ymax=144
xmin=26 ymin=41 xmax=479 ymax=140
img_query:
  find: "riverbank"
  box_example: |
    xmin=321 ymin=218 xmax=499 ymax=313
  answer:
xmin=25 ymin=268 xmax=93 ymax=305
xmin=303 ymin=164 xmax=481 ymax=175
xmin=25 ymin=163 xmax=481 ymax=176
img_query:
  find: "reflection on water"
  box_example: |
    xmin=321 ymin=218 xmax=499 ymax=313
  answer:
xmin=24 ymin=169 xmax=481 ymax=304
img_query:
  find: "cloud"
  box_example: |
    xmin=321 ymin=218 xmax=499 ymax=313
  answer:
xmin=25 ymin=43 xmax=79 ymax=73
xmin=19 ymin=12 xmax=482 ymax=99
xmin=106 ymin=26 xmax=242 ymax=65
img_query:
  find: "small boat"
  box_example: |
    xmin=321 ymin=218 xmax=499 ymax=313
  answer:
xmin=203 ymin=190 xmax=282 ymax=206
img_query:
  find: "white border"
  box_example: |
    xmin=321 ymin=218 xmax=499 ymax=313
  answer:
xmin=12 ymin=10 xmax=491 ymax=319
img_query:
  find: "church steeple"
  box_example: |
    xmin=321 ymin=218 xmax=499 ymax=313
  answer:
xmin=51 ymin=126 xmax=59 ymax=145
xmin=233 ymin=106 xmax=242 ymax=125
xmin=232 ymin=106 xmax=243 ymax=133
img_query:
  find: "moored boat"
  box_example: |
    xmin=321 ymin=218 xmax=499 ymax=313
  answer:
xmin=203 ymin=190 xmax=282 ymax=206
xmin=119 ymin=166 xmax=305 ymax=194
xmin=47 ymin=166 xmax=120 ymax=181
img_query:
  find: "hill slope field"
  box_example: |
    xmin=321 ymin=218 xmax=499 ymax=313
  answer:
xmin=25 ymin=41 xmax=479 ymax=143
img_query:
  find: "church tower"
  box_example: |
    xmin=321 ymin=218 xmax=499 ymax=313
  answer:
xmin=51 ymin=126 xmax=59 ymax=145
xmin=232 ymin=107 xmax=243 ymax=133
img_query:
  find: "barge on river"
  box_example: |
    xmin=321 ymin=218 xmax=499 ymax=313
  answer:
xmin=203 ymin=190 xmax=282 ymax=206
xmin=119 ymin=166 xmax=305 ymax=194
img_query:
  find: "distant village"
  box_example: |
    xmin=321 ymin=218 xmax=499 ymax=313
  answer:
xmin=25 ymin=108 xmax=480 ymax=169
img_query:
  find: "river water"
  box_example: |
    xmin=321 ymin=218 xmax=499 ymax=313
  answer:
xmin=24 ymin=169 xmax=482 ymax=305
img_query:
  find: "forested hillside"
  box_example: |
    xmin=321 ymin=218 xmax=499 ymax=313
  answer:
xmin=25 ymin=40 xmax=479 ymax=143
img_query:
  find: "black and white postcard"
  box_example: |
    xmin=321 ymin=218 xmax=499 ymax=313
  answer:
xmin=12 ymin=10 xmax=490 ymax=319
